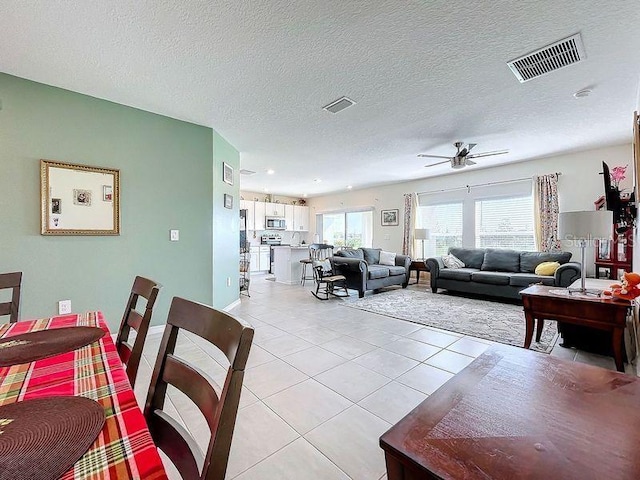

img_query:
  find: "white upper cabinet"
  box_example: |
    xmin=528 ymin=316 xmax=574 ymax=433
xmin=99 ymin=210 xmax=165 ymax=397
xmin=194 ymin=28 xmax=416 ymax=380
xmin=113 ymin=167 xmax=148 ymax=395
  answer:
xmin=284 ymin=205 xmax=295 ymax=231
xmin=293 ymin=205 xmax=310 ymax=231
xmin=254 ymin=201 xmax=266 ymax=231
xmin=240 ymin=200 xmax=255 ymax=231
xmin=265 ymin=202 xmax=285 ymax=217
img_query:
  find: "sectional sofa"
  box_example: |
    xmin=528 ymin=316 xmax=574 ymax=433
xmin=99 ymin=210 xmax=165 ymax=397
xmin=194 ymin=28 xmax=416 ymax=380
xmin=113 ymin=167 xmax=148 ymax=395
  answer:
xmin=426 ymin=247 xmax=581 ymax=300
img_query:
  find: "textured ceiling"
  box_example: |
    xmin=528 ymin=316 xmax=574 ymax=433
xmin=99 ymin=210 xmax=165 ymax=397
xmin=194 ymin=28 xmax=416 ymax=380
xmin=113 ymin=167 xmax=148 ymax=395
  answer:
xmin=1 ymin=1 xmax=639 ymax=196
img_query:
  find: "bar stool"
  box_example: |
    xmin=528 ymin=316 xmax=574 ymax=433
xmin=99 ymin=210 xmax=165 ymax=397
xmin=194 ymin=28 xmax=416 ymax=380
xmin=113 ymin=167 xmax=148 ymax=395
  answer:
xmin=300 ymin=244 xmax=334 ymax=286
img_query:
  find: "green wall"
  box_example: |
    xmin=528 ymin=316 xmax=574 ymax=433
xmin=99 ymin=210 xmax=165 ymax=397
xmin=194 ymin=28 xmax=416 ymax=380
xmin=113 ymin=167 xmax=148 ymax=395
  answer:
xmin=0 ymin=73 xmax=240 ymax=330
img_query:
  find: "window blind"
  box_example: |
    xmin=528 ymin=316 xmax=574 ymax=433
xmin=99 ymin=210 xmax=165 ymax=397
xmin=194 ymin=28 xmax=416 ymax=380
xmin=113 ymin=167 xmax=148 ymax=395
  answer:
xmin=475 ymin=196 xmax=535 ymax=250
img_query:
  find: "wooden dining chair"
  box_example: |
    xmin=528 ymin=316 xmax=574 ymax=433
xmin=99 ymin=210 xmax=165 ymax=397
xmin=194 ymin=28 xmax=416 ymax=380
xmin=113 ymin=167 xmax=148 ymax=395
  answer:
xmin=144 ymin=297 xmax=254 ymax=480
xmin=0 ymin=272 xmax=22 ymax=323
xmin=115 ymin=276 xmax=161 ymax=387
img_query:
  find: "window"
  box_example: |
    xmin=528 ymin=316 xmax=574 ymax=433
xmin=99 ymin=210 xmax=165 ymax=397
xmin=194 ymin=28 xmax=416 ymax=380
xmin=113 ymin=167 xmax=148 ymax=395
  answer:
xmin=417 ymin=202 xmax=463 ymax=256
xmin=475 ymin=196 xmax=535 ymax=250
xmin=321 ymin=211 xmax=373 ymax=248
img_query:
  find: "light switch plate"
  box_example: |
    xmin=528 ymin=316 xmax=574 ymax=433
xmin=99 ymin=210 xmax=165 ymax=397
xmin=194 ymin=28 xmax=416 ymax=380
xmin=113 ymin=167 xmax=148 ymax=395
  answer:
xmin=170 ymin=230 xmax=179 ymax=241
xmin=58 ymin=300 xmax=71 ymax=315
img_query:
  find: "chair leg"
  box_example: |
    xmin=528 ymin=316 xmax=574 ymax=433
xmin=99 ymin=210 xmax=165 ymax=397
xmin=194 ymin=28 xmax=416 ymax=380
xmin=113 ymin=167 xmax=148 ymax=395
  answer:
xmin=301 ymin=263 xmax=306 ymax=286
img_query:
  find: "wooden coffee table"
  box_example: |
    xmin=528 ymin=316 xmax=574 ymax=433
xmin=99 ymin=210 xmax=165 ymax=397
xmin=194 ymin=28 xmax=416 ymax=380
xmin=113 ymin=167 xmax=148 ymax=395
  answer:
xmin=520 ymin=284 xmax=631 ymax=372
xmin=380 ymin=344 xmax=640 ymax=479
xmin=409 ymin=260 xmax=429 ymax=285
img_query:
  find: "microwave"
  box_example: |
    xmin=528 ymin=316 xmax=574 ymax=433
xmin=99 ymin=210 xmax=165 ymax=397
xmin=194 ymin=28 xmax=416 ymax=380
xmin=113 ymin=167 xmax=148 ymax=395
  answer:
xmin=266 ymin=217 xmax=286 ymax=230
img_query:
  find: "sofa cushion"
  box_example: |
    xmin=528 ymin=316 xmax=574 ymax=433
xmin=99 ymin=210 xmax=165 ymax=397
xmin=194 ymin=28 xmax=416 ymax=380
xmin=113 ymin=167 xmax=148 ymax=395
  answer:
xmin=535 ymin=262 xmax=561 ymax=276
xmin=481 ymin=249 xmax=520 ymax=273
xmin=509 ymin=273 xmax=555 ymax=287
xmin=520 ymin=251 xmax=572 ymax=273
xmin=471 ymin=271 xmax=512 ymax=285
xmin=442 ymin=254 xmax=465 ymax=269
xmin=388 ymin=266 xmax=406 ymax=276
xmin=362 ymin=248 xmax=382 ymax=265
xmin=334 ymin=248 xmax=364 ymax=260
xmin=439 ymin=267 xmax=479 ymax=282
xmin=449 ymin=248 xmax=486 ymax=269
xmin=368 ymin=265 xmax=390 ymax=279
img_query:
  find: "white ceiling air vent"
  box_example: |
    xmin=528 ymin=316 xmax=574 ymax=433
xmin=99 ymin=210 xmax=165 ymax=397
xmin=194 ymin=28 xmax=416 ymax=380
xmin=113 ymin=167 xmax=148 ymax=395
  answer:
xmin=239 ymin=169 xmax=256 ymax=176
xmin=323 ymin=96 xmax=356 ymax=114
xmin=507 ymin=33 xmax=586 ymax=83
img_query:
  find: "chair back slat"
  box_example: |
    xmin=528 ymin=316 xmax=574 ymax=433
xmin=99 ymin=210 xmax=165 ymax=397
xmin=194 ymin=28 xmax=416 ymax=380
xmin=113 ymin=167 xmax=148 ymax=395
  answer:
xmin=309 ymin=244 xmax=334 ymax=262
xmin=149 ymin=409 xmax=204 ymax=479
xmin=0 ymin=272 xmax=22 ymax=323
xmin=116 ymin=276 xmax=160 ymax=387
xmin=144 ymin=297 xmax=254 ymax=480
xmin=162 ymin=354 xmax=221 ymax=430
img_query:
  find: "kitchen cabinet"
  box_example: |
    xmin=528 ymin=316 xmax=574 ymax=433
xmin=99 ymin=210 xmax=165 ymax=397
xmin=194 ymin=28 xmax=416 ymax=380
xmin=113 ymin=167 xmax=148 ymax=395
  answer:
xmin=293 ymin=205 xmax=310 ymax=231
xmin=265 ymin=202 xmax=285 ymax=217
xmin=249 ymin=247 xmax=260 ymax=272
xmin=284 ymin=205 xmax=295 ymax=232
xmin=254 ymin=201 xmax=266 ymax=231
xmin=259 ymin=246 xmax=270 ymax=272
xmin=240 ymin=200 xmax=255 ymax=231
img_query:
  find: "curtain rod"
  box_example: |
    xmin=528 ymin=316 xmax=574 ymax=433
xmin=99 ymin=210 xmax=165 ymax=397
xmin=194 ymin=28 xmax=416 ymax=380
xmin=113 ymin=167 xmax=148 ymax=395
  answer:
xmin=417 ymin=172 xmax=562 ymax=196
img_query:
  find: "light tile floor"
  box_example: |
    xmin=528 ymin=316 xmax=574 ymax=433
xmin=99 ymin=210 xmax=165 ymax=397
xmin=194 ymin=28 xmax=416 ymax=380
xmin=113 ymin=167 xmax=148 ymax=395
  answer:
xmin=134 ymin=275 xmax=634 ymax=480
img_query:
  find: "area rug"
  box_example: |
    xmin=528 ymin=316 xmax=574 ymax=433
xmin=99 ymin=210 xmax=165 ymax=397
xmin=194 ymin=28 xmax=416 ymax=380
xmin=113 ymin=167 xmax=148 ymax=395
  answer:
xmin=342 ymin=289 xmax=558 ymax=353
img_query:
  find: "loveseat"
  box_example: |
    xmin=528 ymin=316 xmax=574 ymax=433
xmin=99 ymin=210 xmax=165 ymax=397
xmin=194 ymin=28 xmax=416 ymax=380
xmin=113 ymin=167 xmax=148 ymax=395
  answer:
xmin=426 ymin=247 xmax=581 ymax=300
xmin=332 ymin=247 xmax=410 ymax=298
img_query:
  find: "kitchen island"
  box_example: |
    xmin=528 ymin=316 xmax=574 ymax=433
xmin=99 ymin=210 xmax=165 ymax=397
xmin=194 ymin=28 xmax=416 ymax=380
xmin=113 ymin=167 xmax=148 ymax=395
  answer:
xmin=273 ymin=245 xmax=310 ymax=285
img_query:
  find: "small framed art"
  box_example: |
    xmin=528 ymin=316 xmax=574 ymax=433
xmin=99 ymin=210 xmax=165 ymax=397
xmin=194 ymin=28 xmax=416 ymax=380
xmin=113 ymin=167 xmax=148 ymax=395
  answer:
xmin=224 ymin=193 xmax=233 ymax=209
xmin=381 ymin=209 xmax=399 ymax=226
xmin=223 ymin=162 xmax=234 ymax=185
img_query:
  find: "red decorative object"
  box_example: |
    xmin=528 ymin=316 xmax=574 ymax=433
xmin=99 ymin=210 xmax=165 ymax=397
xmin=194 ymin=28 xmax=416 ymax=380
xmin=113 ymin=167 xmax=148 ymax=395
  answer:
xmin=594 ymin=195 xmax=633 ymax=280
xmin=604 ymin=272 xmax=640 ymax=300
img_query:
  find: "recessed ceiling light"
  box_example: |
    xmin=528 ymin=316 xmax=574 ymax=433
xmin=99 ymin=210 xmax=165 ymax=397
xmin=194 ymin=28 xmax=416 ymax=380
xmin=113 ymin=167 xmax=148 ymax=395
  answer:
xmin=314 ymin=178 xmax=322 ymax=183
xmin=267 ymin=169 xmax=275 ymax=175
xmin=263 ymin=188 xmax=269 ymax=192
xmin=573 ymin=88 xmax=592 ymax=98
xmin=347 ymin=185 xmax=353 ymax=190
xmin=303 ymin=193 xmax=308 ymax=197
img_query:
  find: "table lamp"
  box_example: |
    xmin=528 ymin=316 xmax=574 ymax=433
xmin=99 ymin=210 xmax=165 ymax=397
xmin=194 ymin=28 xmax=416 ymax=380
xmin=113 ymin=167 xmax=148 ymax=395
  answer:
xmin=558 ymin=210 xmax=613 ymax=294
xmin=415 ymin=229 xmax=430 ymax=260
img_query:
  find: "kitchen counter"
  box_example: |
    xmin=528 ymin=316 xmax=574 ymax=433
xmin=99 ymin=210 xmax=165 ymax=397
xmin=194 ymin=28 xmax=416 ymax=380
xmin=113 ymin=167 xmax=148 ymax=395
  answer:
xmin=273 ymin=245 xmax=310 ymax=285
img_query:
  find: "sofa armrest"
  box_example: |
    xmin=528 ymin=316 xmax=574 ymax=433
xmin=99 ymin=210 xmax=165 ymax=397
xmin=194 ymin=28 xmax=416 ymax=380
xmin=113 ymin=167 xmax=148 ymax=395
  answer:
xmin=555 ymin=262 xmax=581 ymax=287
xmin=395 ymin=254 xmax=411 ymax=272
xmin=331 ymin=257 xmax=367 ymax=274
xmin=426 ymin=257 xmax=444 ymax=277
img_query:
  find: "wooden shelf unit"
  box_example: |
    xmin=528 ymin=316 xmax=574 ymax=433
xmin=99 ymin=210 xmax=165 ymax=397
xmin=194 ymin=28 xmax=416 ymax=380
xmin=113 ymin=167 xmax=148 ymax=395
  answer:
xmin=594 ymin=196 xmax=633 ymax=280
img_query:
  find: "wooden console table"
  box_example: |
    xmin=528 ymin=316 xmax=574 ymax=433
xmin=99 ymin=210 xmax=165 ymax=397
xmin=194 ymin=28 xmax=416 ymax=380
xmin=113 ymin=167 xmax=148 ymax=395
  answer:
xmin=520 ymin=284 xmax=631 ymax=372
xmin=380 ymin=345 xmax=640 ymax=479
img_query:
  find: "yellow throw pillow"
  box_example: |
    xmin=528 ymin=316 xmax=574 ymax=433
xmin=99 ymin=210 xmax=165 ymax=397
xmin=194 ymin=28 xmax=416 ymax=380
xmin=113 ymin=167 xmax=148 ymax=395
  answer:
xmin=535 ymin=261 xmax=561 ymax=276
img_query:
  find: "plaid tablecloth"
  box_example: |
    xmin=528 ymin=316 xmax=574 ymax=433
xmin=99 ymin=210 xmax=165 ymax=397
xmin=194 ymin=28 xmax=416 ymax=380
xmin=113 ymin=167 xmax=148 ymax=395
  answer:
xmin=0 ymin=312 xmax=167 ymax=479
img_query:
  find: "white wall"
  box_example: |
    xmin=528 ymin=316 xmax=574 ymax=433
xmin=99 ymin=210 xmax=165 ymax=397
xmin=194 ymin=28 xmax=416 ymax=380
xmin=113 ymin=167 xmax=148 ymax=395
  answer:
xmin=308 ymin=144 xmax=633 ymax=254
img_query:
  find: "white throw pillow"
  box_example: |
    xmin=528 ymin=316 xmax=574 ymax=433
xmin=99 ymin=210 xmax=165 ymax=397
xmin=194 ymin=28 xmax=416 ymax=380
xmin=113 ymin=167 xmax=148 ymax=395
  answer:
xmin=379 ymin=251 xmax=396 ymax=266
xmin=442 ymin=254 xmax=465 ymax=269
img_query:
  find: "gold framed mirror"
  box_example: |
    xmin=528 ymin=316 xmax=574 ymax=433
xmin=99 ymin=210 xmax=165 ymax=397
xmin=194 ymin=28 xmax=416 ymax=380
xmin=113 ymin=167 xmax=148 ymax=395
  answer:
xmin=40 ymin=159 xmax=120 ymax=235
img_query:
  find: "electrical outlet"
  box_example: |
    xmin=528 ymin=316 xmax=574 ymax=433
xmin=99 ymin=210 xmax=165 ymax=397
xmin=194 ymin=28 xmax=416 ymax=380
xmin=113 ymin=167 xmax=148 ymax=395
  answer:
xmin=226 ymin=277 xmax=231 ymax=287
xmin=170 ymin=230 xmax=179 ymax=241
xmin=58 ymin=300 xmax=71 ymax=315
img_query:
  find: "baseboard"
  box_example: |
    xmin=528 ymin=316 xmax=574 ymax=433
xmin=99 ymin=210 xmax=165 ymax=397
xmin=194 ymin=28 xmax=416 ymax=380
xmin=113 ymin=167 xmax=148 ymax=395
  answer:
xmin=224 ymin=299 xmax=241 ymax=312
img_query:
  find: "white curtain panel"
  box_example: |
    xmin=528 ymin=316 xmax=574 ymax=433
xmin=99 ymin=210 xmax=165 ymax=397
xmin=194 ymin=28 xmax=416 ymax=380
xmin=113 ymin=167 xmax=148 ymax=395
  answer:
xmin=402 ymin=193 xmax=416 ymax=256
xmin=533 ymin=174 xmax=561 ymax=252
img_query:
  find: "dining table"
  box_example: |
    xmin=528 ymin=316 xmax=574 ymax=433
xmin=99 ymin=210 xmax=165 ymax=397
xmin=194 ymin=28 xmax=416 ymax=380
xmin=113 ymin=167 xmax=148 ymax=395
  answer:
xmin=0 ymin=311 xmax=168 ymax=479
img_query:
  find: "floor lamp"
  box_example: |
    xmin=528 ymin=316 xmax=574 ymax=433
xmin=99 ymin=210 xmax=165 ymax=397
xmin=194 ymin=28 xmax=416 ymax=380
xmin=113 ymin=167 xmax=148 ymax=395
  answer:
xmin=415 ymin=229 xmax=430 ymax=260
xmin=558 ymin=210 xmax=613 ymax=294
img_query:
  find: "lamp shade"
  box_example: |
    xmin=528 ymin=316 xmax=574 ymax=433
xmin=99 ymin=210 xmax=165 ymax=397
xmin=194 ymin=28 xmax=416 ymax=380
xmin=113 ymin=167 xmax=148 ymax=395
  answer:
xmin=415 ymin=228 xmax=430 ymax=240
xmin=558 ymin=211 xmax=612 ymax=244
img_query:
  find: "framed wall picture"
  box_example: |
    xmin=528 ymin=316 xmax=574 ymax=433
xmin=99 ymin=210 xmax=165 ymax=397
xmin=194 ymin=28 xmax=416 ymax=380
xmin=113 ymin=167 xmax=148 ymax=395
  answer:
xmin=381 ymin=209 xmax=399 ymax=226
xmin=223 ymin=162 xmax=234 ymax=185
xmin=224 ymin=193 xmax=233 ymax=209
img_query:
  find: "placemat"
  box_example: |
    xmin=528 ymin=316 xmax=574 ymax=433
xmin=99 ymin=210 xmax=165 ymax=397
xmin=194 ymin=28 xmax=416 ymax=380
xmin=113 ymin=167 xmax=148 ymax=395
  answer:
xmin=0 ymin=327 xmax=105 ymax=367
xmin=0 ymin=396 xmax=106 ymax=480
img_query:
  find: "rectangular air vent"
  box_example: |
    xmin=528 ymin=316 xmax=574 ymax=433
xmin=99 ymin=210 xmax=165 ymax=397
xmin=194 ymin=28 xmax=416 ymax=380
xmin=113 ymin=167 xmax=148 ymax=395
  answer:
xmin=239 ymin=169 xmax=256 ymax=176
xmin=507 ymin=33 xmax=585 ymax=83
xmin=323 ymin=96 xmax=356 ymax=114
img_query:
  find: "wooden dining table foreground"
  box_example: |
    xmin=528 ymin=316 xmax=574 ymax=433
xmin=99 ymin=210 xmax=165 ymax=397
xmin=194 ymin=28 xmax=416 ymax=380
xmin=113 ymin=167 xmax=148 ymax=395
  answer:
xmin=0 ymin=312 xmax=167 ymax=479
xmin=380 ymin=344 xmax=640 ymax=480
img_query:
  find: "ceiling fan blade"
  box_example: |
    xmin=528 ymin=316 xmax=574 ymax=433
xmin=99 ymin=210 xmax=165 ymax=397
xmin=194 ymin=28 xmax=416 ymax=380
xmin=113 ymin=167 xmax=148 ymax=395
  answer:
xmin=424 ymin=160 xmax=451 ymax=168
xmin=465 ymin=159 xmax=477 ymax=166
xmin=457 ymin=148 xmax=469 ymax=157
xmin=417 ymin=154 xmax=452 ymax=159
xmin=467 ymin=150 xmax=509 ymax=159
xmin=467 ymin=143 xmax=477 ymax=152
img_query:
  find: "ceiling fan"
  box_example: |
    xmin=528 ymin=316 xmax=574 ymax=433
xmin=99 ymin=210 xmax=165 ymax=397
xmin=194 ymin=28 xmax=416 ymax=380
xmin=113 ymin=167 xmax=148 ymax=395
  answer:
xmin=418 ymin=141 xmax=508 ymax=169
